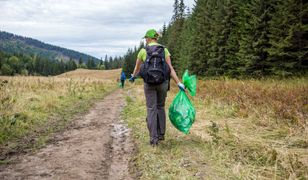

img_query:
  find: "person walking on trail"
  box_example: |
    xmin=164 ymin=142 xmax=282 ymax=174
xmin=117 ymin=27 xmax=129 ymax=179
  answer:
xmin=120 ymin=71 xmax=126 ymax=88
xmin=129 ymin=29 xmax=185 ymax=147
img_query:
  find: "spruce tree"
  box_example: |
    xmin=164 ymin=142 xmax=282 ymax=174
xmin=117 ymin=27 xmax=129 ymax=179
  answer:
xmin=267 ymin=0 xmax=308 ymax=76
xmin=220 ymin=0 xmax=241 ymax=77
xmin=172 ymin=0 xmax=179 ymax=22
xmin=177 ymin=14 xmax=194 ymax=75
xmin=167 ymin=0 xmax=186 ymax=71
xmin=188 ymin=0 xmax=211 ymax=75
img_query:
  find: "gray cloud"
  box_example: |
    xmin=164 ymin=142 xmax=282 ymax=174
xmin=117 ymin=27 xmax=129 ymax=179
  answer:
xmin=0 ymin=0 xmax=195 ymax=58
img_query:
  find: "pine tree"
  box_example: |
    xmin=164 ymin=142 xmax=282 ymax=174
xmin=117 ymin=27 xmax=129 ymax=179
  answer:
xmin=108 ymin=56 xmax=113 ymax=69
xmin=266 ymin=0 xmax=308 ymax=76
xmin=167 ymin=0 xmax=186 ymax=71
xmin=96 ymin=60 xmax=104 ymax=70
xmin=86 ymin=59 xmax=96 ymax=69
xmin=188 ymin=0 xmax=211 ymax=75
xmin=122 ymin=42 xmax=144 ymax=75
xmin=177 ymin=15 xmax=194 ymax=75
xmin=206 ymin=0 xmax=226 ymax=76
xmin=172 ymin=0 xmax=179 ymax=22
xmin=104 ymin=55 xmax=109 ymax=70
xmin=179 ymin=0 xmax=186 ymax=19
xmin=78 ymin=57 xmax=83 ymax=67
xmin=158 ymin=23 xmax=168 ymax=45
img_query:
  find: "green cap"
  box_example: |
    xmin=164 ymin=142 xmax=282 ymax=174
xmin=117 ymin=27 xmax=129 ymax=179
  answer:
xmin=144 ymin=29 xmax=159 ymax=39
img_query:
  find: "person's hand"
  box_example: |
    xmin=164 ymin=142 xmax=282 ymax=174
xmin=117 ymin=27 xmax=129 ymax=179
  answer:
xmin=129 ymin=74 xmax=136 ymax=82
xmin=177 ymin=82 xmax=185 ymax=91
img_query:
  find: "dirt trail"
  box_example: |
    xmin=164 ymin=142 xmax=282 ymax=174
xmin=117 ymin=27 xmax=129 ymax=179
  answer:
xmin=0 ymin=90 xmax=134 ymax=180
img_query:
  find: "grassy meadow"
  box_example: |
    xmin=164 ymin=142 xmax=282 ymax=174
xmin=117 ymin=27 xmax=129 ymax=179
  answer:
xmin=1 ymin=68 xmax=307 ymax=179
xmin=123 ymin=78 xmax=308 ymax=179
xmin=0 ymin=69 xmax=121 ymax=160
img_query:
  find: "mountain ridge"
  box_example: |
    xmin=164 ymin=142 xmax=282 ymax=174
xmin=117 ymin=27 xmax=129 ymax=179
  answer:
xmin=0 ymin=30 xmax=100 ymax=63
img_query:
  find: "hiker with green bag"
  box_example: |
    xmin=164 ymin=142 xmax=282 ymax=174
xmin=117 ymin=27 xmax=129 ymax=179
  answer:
xmin=129 ymin=29 xmax=185 ymax=147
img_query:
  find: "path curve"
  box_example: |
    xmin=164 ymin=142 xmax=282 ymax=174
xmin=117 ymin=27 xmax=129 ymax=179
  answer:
xmin=0 ymin=90 xmax=134 ymax=180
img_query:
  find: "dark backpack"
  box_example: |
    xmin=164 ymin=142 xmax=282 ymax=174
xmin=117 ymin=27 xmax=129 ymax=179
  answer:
xmin=140 ymin=45 xmax=170 ymax=85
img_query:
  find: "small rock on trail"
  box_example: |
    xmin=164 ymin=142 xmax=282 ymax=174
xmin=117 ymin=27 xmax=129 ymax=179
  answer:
xmin=0 ymin=90 xmax=134 ymax=180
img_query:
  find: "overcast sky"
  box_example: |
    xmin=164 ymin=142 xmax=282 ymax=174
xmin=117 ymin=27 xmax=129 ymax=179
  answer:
xmin=0 ymin=0 xmax=195 ymax=59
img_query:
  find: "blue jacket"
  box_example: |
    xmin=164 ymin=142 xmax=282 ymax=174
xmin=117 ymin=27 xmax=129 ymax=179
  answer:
xmin=120 ymin=72 xmax=126 ymax=81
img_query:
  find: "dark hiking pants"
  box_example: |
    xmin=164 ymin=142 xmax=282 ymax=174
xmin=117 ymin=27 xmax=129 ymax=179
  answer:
xmin=144 ymin=80 xmax=169 ymax=144
xmin=121 ymin=80 xmax=125 ymax=88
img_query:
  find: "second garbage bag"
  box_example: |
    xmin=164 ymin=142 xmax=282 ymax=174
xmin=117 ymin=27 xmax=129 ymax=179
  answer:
xmin=168 ymin=70 xmax=196 ymax=134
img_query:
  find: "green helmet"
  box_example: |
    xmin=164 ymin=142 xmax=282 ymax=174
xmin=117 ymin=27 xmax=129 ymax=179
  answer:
xmin=144 ymin=29 xmax=159 ymax=39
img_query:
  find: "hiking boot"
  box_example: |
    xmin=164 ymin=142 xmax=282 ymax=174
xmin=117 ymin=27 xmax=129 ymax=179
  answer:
xmin=150 ymin=142 xmax=158 ymax=147
xmin=150 ymin=139 xmax=158 ymax=147
xmin=158 ymin=136 xmax=165 ymax=141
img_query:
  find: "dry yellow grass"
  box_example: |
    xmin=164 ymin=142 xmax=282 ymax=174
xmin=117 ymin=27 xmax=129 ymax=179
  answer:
xmin=124 ymin=78 xmax=308 ymax=179
xmin=0 ymin=69 xmax=121 ymax=158
xmin=57 ymin=68 xmax=122 ymax=81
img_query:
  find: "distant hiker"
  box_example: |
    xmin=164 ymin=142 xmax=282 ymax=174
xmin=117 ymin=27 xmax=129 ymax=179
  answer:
xmin=120 ymin=71 xmax=126 ymax=88
xmin=129 ymin=29 xmax=185 ymax=147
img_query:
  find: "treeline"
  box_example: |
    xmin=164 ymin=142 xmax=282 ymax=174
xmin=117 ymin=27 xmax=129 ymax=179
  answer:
xmin=80 ymin=55 xmax=124 ymax=70
xmin=102 ymin=55 xmax=125 ymax=70
xmin=0 ymin=51 xmax=124 ymax=76
xmin=122 ymin=43 xmax=144 ymax=76
xmin=122 ymin=0 xmax=308 ymax=77
xmin=0 ymin=51 xmax=78 ymax=76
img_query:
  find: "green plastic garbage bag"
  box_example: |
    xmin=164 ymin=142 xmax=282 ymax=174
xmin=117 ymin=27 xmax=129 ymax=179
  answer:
xmin=169 ymin=91 xmax=196 ymax=134
xmin=182 ymin=70 xmax=197 ymax=97
xmin=168 ymin=70 xmax=197 ymax=134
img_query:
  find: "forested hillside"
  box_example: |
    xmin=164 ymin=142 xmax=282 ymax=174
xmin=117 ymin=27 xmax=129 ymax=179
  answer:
xmin=0 ymin=50 xmax=124 ymax=76
xmin=123 ymin=0 xmax=308 ymax=78
xmin=0 ymin=51 xmax=78 ymax=76
xmin=0 ymin=31 xmax=124 ymax=76
xmin=0 ymin=31 xmax=100 ymax=63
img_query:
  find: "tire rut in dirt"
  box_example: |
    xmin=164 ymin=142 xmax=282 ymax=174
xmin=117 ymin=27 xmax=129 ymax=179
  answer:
xmin=0 ymin=90 xmax=134 ymax=180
